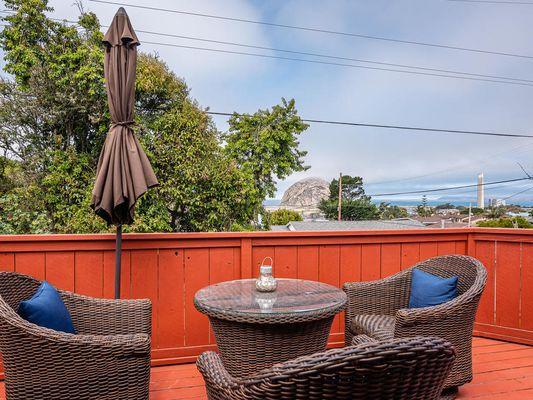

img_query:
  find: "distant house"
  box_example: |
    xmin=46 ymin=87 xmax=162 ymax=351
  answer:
xmin=412 ymin=213 xmax=485 ymax=228
xmin=271 ymin=219 xmax=426 ymax=231
xmin=435 ymin=208 xmax=460 ymax=216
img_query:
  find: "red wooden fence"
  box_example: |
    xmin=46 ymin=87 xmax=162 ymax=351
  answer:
xmin=0 ymin=228 xmax=532 ymax=369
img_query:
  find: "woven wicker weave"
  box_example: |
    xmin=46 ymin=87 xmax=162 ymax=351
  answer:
xmin=0 ymin=272 xmax=152 ymax=400
xmin=194 ymin=279 xmax=347 ymax=378
xmin=344 ymin=255 xmax=487 ymax=396
xmin=197 ymin=336 xmax=456 ymax=400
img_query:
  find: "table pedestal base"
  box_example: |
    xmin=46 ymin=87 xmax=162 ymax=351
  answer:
xmin=209 ymin=316 xmax=335 ymax=378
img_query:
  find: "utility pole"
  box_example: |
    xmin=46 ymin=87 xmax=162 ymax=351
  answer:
xmin=338 ymin=172 xmax=342 ymax=221
xmin=468 ymin=202 xmax=472 ymax=227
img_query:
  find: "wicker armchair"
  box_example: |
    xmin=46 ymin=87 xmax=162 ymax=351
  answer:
xmin=344 ymin=255 xmax=487 ymax=397
xmin=0 ymin=272 xmax=152 ymax=400
xmin=197 ymin=336 xmax=455 ymax=400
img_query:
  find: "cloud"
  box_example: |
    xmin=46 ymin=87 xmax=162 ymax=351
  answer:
xmin=3 ymin=0 xmax=533 ymax=203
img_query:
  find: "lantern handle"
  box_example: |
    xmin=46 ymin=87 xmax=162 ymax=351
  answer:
xmin=261 ymin=257 xmax=273 ymax=267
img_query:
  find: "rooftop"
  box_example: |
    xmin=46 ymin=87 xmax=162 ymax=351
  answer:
xmin=272 ymin=218 xmax=426 ymax=231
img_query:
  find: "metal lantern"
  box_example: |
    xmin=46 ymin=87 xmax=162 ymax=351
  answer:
xmin=255 ymin=257 xmax=277 ymax=292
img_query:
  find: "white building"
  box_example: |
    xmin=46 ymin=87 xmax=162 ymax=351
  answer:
xmin=477 ymin=173 xmax=485 ymax=209
xmin=489 ymin=198 xmax=506 ymax=208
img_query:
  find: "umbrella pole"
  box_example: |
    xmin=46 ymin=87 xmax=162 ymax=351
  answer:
xmin=115 ymin=224 xmax=122 ymax=299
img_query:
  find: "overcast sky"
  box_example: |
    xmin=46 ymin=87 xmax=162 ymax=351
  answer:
xmin=2 ymin=0 xmax=533 ymax=204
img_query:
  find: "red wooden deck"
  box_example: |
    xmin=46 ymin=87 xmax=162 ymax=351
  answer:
xmin=148 ymin=337 xmax=533 ymax=399
xmin=1 ymin=337 xmax=528 ymax=399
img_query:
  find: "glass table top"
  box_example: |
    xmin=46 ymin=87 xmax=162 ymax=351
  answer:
xmin=194 ymin=279 xmax=347 ymax=317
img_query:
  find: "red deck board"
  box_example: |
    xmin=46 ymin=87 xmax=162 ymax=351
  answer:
xmin=0 ymin=338 xmax=530 ymax=399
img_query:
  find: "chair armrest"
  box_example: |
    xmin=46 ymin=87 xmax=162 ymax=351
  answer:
xmin=197 ymin=352 xmax=238 ymax=390
xmin=6 ymin=312 xmax=151 ymax=360
xmin=343 ymin=272 xmax=411 ymax=346
xmin=351 ymin=334 xmax=377 ymax=346
xmin=343 ymin=270 xmax=411 ymax=317
xmin=395 ymin=285 xmax=484 ymax=328
xmin=60 ymin=291 xmax=152 ymax=336
xmin=62 ymin=332 xmax=151 ymax=357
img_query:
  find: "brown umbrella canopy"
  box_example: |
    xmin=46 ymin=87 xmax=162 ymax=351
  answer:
xmin=91 ymin=7 xmax=157 ymax=226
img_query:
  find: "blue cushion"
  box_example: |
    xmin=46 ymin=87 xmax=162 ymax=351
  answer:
xmin=408 ymin=268 xmax=458 ymax=309
xmin=18 ymin=281 xmax=76 ymax=334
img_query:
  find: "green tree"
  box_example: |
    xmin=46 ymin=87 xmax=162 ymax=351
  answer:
xmin=319 ymin=175 xmax=379 ymax=220
xmin=435 ymin=203 xmax=455 ymax=210
xmin=379 ymin=202 xmax=408 ymax=219
xmin=267 ymin=208 xmax=303 ymax=226
xmin=477 ymin=217 xmax=533 ymax=229
xmin=416 ymin=195 xmax=434 ymax=217
xmin=0 ymin=156 xmax=18 ymax=194
xmin=138 ymin=64 xmax=256 ymax=231
xmin=459 ymin=207 xmax=484 ymax=216
xmin=0 ymin=4 xmax=108 ymax=159
xmin=0 ymin=1 xmax=300 ymax=233
xmin=328 ymin=175 xmax=365 ymax=201
xmin=486 ymin=206 xmax=506 ymax=219
xmin=40 ymin=148 xmax=108 ymax=233
xmin=223 ymin=98 xmax=309 ymax=223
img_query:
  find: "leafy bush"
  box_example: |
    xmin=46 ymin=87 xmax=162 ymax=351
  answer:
xmin=319 ymin=175 xmax=379 ymax=221
xmin=477 ymin=217 xmax=533 ymax=229
xmin=268 ymin=209 xmax=303 ymax=225
xmin=0 ymin=2 xmax=309 ymax=233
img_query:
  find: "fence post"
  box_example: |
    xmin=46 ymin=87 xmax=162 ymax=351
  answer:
xmin=240 ymin=238 xmax=252 ymax=279
xmin=467 ymin=229 xmax=476 ymax=257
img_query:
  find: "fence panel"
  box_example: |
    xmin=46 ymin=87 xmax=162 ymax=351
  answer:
xmin=0 ymin=228 xmax=531 ymax=374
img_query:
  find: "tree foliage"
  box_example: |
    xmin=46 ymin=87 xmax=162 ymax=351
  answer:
xmin=477 ymin=217 xmax=533 ymax=229
xmin=486 ymin=206 xmax=506 ymax=219
xmin=435 ymin=203 xmax=454 ymax=210
xmin=416 ymin=196 xmax=434 ymax=217
xmin=267 ymin=208 xmax=303 ymax=226
xmin=378 ymin=202 xmax=408 ymax=219
xmin=328 ymin=175 xmax=365 ymax=202
xmin=0 ymin=1 xmax=307 ymax=233
xmin=459 ymin=207 xmax=484 ymax=216
xmin=319 ymin=175 xmax=379 ymax=220
xmin=224 ymin=98 xmax=309 ymax=222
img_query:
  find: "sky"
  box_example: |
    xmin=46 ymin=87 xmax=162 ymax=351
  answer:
xmin=2 ymin=0 xmax=533 ymax=204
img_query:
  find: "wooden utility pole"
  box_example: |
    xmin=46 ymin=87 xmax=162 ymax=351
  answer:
xmin=338 ymin=172 xmax=342 ymax=221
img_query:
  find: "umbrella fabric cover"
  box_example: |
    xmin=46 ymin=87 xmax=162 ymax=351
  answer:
xmin=91 ymin=7 xmax=157 ymax=226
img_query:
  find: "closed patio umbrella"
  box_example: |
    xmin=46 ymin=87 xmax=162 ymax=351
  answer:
xmin=91 ymin=7 xmax=158 ymax=299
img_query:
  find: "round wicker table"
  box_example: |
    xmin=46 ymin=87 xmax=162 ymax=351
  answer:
xmin=194 ymin=278 xmax=347 ymax=378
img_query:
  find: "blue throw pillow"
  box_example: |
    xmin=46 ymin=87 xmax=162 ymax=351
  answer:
xmin=408 ymin=268 xmax=458 ymax=309
xmin=18 ymin=281 xmax=76 ymax=334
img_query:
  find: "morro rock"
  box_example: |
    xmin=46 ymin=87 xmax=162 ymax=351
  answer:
xmin=280 ymin=177 xmax=330 ymax=208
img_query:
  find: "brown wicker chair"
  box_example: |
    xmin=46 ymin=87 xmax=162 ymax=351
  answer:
xmin=197 ymin=336 xmax=455 ymax=400
xmin=344 ymin=255 xmax=487 ymax=398
xmin=0 ymin=271 xmax=152 ymax=400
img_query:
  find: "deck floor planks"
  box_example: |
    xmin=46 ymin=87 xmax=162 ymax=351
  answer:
xmin=0 ymin=338 xmax=531 ymax=399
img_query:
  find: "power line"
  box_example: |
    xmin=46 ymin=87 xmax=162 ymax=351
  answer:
xmin=207 ymin=111 xmax=533 ymax=139
xmin=145 ymin=40 xmax=533 ymax=87
xmin=3 ymin=10 xmax=532 ymax=87
xmin=4 ymin=14 xmax=533 ymax=139
xmin=3 ymin=10 xmax=530 ymax=84
xmin=268 ymin=180 xmax=529 ymax=209
xmin=448 ymin=0 xmax=533 ymax=4
xmin=367 ymin=141 xmax=533 ymax=186
xmin=502 ymin=184 xmax=533 ymax=200
xmin=367 ymin=177 xmax=532 ymax=197
xmin=88 ymin=0 xmax=533 ymax=60
xmin=136 ymin=30 xmax=533 ymax=84
xmin=321 ymin=178 xmax=531 ymax=202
